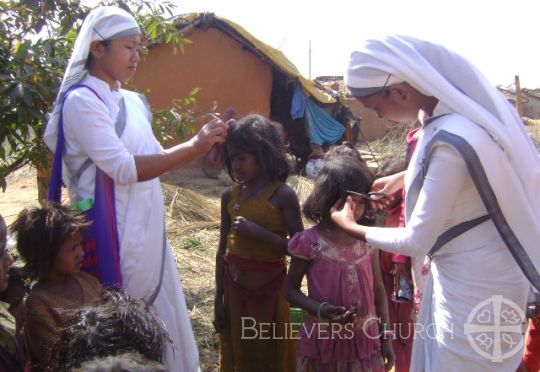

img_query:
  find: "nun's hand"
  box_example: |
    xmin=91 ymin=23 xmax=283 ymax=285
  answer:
xmin=330 ymin=196 xmax=357 ymax=230
xmin=193 ymin=118 xmax=228 ymax=152
xmin=371 ymin=171 xmax=405 ymax=196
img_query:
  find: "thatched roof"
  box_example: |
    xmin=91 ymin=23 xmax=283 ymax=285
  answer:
xmin=170 ymin=12 xmax=336 ymax=105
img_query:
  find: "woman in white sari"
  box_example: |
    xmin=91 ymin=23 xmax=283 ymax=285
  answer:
xmin=331 ymin=35 xmax=540 ymax=371
xmin=43 ymin=7 xmax=226 ymax=371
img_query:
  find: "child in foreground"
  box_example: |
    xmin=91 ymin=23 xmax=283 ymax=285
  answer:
xmin=285 ymin=156 xmax=394 ymax=371
xmin=50 ymin=290 xmax=169 ymax=370
xmin=10 ymin=203 xmax=104 ymax=371
xmin=214 ymin=114 xmax=303 ymax=371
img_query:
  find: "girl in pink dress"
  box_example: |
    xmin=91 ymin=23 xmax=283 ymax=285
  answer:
xmin=285 ymin=156 xmax=395 ymax=372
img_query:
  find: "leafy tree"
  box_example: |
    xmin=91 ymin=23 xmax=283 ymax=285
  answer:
xmin=0 ymin=0 xmax=188 ymax=198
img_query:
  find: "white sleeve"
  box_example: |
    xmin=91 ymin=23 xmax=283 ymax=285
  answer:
xmin=366 ymin=144 xmax=468 ymax=257
xmin=63 ymin=89 xmax=137 ymax=185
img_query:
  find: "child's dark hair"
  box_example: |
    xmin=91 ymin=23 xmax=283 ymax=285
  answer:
xmin=0 ymin=266 xmax=30 ymax=304
xmin=325 ymin=141 xmax=364 ymax=163
xmin=10 ymin=202 xmax=90 ymax=280
xmin=375 ymin=156 xmax=407 ymax=178
xmin=303 ymin=156 xmax=374 ymax=224
xmin=74 ymin=352 xmax=166 ymax=372
xmin=50 ymin=290 xmax=170 ymax=370
xmin=222 ymin=114 xmax=290 ymax=182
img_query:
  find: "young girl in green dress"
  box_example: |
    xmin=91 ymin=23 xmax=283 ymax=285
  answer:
xmin=214 ymin=114 xmax=303 ymax=372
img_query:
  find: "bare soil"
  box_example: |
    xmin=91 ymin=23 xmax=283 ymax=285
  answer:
xmin=2 ymin=165 xmax=226 ymax=371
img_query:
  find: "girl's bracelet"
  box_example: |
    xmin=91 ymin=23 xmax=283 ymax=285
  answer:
xmin=381 ymin=329 xmax=396 ymax=340
xmin=317 ymin=302 xmax=329 ymax=319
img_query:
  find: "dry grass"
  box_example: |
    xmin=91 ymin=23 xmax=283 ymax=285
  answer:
xmin=170 ymin=223 xmax=221 ymax=371
xmin=286 ymin=175 xmax=314 ymax=206
xmin=526 ymin=119 xmax=540 ymax=151
xmin=159 ymin=170 xmax=226 ymax=371
xmin=358 ymin=122 xmax=412 ymax=167
xmin=164 ymin=174 xmax=316 ymax=371
xmin=4 ymin=117 xmax=537 ymax=372
xmin=75 ymin=119 xmax=540 ymax=372
xmin=167 ymin=118 xmax=540 ymax=371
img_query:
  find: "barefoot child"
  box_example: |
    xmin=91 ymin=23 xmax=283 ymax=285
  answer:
xmin=10 ymin=203 xmax=104 ymax=371
xmin=214 ymin=114 xmax=304 ymax=371
xmin=285 ymin=156 xmax=395 ymax=372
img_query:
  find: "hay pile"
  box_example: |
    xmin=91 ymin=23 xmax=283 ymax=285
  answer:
xmin=358 ymin=121 xmax=410 ymax=165
xmin=161 ymin=183 xmax=222 ymax=370
xmin=287 ymin=175 xmax=315 ymax=228
xmin=162 ymin=184 xmax=220 ymax=223
xmin=523 ymin=117 xmax=540 ymax=126
xmin=163 ymin=176 xmax=316 ymax=370
xmin=286 ymin=175 xmax=314 ymax=206
xmin=523 ymin=117 xmax=540 ymax=152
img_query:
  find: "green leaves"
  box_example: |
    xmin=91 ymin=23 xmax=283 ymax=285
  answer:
xmin=0 ymin=0 xmax=187 ymax=191
xmin=152 ymin=87 xmax=204 ymax=144
xmin=14 ymin=40 xmax=31 ymax=61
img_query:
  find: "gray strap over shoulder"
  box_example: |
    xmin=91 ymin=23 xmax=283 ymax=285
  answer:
xmin=73 ymin=97 xmax=128 ymax=185
xmin=407 ymin=124 xmax=540 ymax=291
xmin=428 ymin=215 xmax=490 ymax=259
xmin=137 ymin=93 xmax=153 ymax=123
xmin=146 ymin=226 xmax=167 ymax=306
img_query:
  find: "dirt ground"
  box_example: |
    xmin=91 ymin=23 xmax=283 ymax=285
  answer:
xmin=2 ymin=165 xmax=226 ymax=371
xmin=1 ymin=167 xmax=43 ymax=225
xmin=3 ymin=122 xmax=539 ymax=371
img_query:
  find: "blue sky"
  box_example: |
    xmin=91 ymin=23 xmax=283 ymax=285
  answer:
xmin=83 ymin=0 xmax=540 ymax=88
xmin=175 ymin=0 xmax=540 ymax=89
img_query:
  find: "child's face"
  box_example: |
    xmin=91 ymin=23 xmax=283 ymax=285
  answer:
xmin=228 ymin=146 xmax=260 ymax=183
xmin=0 ymin=218 xmax=14 ymax=292
xmin=53 ymin=232 xmax=84 ymax=276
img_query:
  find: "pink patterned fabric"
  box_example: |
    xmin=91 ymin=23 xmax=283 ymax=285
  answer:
xmin=382 ymin=197 xmax=414 ymax=372
xmin=288 ymin=228 xmax=384 ymax=371
xmin=402 ymin=127 xmax=428 ymax=312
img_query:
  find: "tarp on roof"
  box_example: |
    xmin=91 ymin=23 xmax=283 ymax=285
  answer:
xmin=173 ymin=13 xmax=336 ymax=105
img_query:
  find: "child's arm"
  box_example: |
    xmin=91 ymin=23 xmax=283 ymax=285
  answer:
xmin=280 ymin=184 xmax=304 ymax=238
xmin=285 ymin=256 xmax=316 ymax=313
xmin=371 ymin=249 xmax=396 ymax=371
xmin=285 ymin=256 xmax=353 ymax=323
xmin=232 ymin=185 xmax=303 ymax=254
xmin=214 ymin=190 xmax=231 ymax=334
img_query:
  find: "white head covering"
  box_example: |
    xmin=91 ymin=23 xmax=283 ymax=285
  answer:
xmin=346 ymin=35 xmax=540 ymax=281
xmin=43 ymin=6 xmax=140 ymax=151
xmin=346 ymin=69 xmax=404 ymax=97
xmin=346 ymin=35 xmax=540 ymax=206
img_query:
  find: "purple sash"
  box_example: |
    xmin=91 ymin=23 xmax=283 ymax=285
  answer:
xmin=48 ymin=84 xmax=123 ymax=288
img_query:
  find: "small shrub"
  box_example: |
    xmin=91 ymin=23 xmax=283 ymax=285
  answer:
xmin=180 ymin=235 xmax=203 ymax=250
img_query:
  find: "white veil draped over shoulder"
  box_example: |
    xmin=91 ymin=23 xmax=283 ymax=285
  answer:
xmin=43 ymin=6 xmax=140 ymax=151
xmin=345 ymin=35 xmax=540 ymax=284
